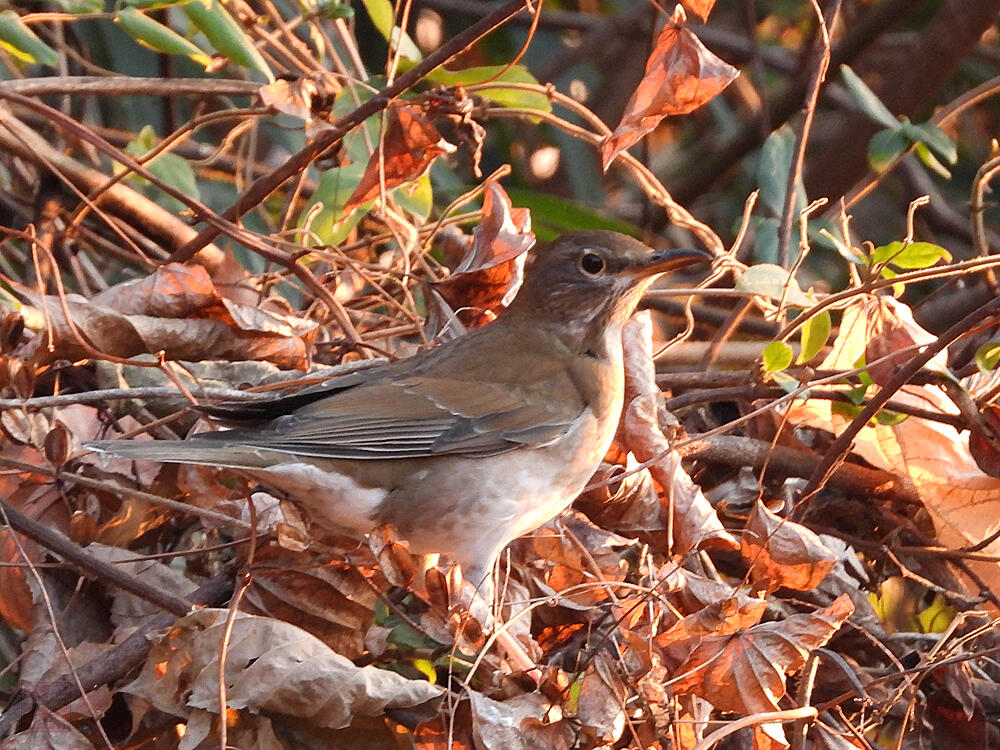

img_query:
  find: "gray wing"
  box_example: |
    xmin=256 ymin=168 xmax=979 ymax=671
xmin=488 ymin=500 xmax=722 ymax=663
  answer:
xmin=192 ymin=366 xmax=587 ymax=460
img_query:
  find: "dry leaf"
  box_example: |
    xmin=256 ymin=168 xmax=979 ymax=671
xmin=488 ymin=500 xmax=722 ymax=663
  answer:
xmin=742 ymin=501 xmax=839 ymax=593
xmin=576 ymin=653 xmax=627 ymax=745
xmin=12 ymin=265 xmax=317 ymax=369
xmin=682 ymin=0 xmax=717 ymax=22
xmin=784 ymin=297 xmax=1000 ymax=594
xmin=125 ymin=609 xmax=444 ymax=731
xmin=621 ymin=313 xmax=739 ymax=552
xmin=343 ymin=104 xmax=455 ymax=214
xmin=671 ymin=594 xmax=854 ymax=719
xmin=468 ymin=691 xmax=573 ymax=750
xmin=601 ymin=12 xmax=738 ymax=169
xmin=432 ymin=182 xmax=534 ymax=326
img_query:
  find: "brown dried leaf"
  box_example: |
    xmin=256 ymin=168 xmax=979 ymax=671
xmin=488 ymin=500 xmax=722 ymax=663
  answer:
xmin=671 ymin=594 xmax=854 ymax=716
xmin=468 ymin=691 xmax=573 ymax=750
xmin=621 ymin=313 xmax=739 ymax=552
xmin=432 ymin=182 xmax=534 ymax=326
xmin=13 ymin=265 xmax=317 ymax=369
xmin=125 ymin=609 xmax=444 ymax=728
xmin=576 ymin=653 xmax=627 ymax=745
xmin=654 ymin=597 xmax=767 ymax=665
xmin=601 ymin=14 xmax=738 ymax=169
xmin=0 ymin=707 xmax=97 ymax=750
xmin=742 ymin=501 xmax=839 ymax=593
xmin=244 ymin=550 xmax=378 ymax=659
xmin=343 ymin=104 xmax=455 ymax=214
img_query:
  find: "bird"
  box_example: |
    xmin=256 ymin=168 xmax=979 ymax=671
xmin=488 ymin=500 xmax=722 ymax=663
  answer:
xmin=86 ymin=231 xmax=710 ymax=595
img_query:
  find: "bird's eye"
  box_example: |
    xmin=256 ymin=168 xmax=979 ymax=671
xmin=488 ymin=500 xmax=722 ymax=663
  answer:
xmin=579 ymin=252 xmax=605 ymax=275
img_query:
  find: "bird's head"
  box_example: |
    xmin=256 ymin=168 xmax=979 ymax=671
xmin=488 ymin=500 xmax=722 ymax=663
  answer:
xmin=504 ymin=231 xmax=711 ymax=353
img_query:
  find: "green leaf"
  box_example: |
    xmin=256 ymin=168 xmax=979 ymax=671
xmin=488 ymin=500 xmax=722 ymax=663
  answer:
xmin=124 ymin=126 xmax=200 ymax=213
xmin=874 ymin=409 xmax=908 ymax=426
xmin=976 ymin=340 xmax=1000 ymax=372
xmin=772 ymin=370 xmax=804 ymax=395
xmin=184 ymin=0 xmax=273 ymax=81
xmin=53 ymin=0 xmax=104 ymax=12
xmin=360 ymin=0 xmax=421 ymax=62
xmin=845 ymin=384 xmax=869 ymax=406
xmin=393 ymin=171 xmax=432 ymax=220
xmin=504 ymin=188 xmax=639 ymax=242
xmin=840 ymin=64 xmax=898 ymax=129
xmin=735 ymin=264 xmax=815 ymax=307
xmin=757 ymin=125 xmax=800 ymax=216
xmin=913 ymin=141 xmax=952 ymax=179
xmin=903 ymin=121 xmax=957 ymax=164
xmin=832 ymin=401 xmax=864 ymax=420
xmin=0 ymin=11 xmax=59 ymax=67
xmin=871 ymin=241 xmax=951 ymax=270
xmin=298 ymin=163 xmax=368 ymax=246
xmin=331 ymin=84 xmax=383 ymax=163
xmin=867 ymin=127 xmax=908 ymax=172
xmin=116 ymin=8 xmax=211 ymax=67
xmin=797 ymin=310 xmax=830 ymax=364
xmin=317 ymin=0 xmax=355 ymax=18
xmin=425 ymin=65 xmax=551 ymax=113
xmin=763 ymin=341 xmax=794 ymax=373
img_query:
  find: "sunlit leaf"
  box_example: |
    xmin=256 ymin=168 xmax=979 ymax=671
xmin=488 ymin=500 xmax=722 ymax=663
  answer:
xmin=342 ymin=105 xmax=455 ymax=214
xmin=874 ymin=409 xmax=908 ymax=426
xmin=871 ymin=241 xmax=951 ymax=269
xmin=432 ymin=182 xmax=534 ymax=325
xmin=671 ymin=595 xmax=854 ymax=715
xmin=681 ymin=0 xmax=716 ymax=21
xmin=976 ymin=340 xmax=1000 ymax=372
xmin=913 ymin=140 xmax=952 ymax=179
xmin=116 ymin=9 xmax=211 ymax=67
xmin=0 ymin=11 xmax=59 ymax=67
xmin=601 ymin=16 xmax=738 ymax=169
xmin=743 ymin=501 xmax=838 ymax=592
xmin=797 ymin=310 xmax=831 ymax=364
xmin=763 ymin=341 xmax=793 ymax=373
xmin=360 ymin=0 xmax=421 ymax=62
xmin=184 ymin=0 xmax=274 ymax=81
xmin=735 ymin=264 xmax=814 ymax=307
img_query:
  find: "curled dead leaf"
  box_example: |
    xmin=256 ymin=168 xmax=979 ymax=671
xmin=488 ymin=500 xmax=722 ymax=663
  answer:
xmin=601 ymin=14 xmax=738 ymax=169
xmin=742 ymin=500 xmax=839 ymax=593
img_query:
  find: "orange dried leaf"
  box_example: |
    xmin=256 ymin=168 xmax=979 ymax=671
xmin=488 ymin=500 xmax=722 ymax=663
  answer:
xmin=742 ymin=501 xmax=839 ymax=593
xmin=682 ymin=0 xmax=716 ymax=22
xmin=601 ymin=19 xmax=738 ymax=169
xmin=671 ymin=594 xmax=854 ymax=715
xmin=344 ymin=104 xmax=455 ymax=214
xmin=432 ymin=182 xmax=534 ymax=325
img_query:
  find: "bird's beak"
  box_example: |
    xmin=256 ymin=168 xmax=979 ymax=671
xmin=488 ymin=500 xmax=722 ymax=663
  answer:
xmin=633 ymin=247 xmax=713 ymax=277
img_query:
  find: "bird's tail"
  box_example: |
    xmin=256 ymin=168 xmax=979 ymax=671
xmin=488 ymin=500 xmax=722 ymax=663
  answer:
xmin=84 ymin=439 xmax=272 ymax=470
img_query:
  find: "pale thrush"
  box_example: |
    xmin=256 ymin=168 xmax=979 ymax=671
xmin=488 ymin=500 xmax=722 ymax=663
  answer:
xmin=87 ymin=231 xmax=709 ymax=592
